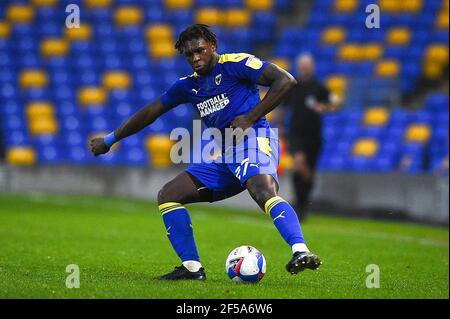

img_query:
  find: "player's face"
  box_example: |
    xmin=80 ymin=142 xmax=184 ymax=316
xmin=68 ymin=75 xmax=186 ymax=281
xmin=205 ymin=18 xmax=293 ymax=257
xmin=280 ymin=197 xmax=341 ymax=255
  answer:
xmin=183 ymin=38 xmax=217 ymax=75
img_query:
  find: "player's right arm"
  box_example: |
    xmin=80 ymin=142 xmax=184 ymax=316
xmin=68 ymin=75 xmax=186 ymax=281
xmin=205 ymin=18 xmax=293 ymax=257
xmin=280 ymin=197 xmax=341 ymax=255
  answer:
xmin=89 ymin=79 xmax=187 ymax=156
xmin=89 ymin=98 xmax=170 ymax=156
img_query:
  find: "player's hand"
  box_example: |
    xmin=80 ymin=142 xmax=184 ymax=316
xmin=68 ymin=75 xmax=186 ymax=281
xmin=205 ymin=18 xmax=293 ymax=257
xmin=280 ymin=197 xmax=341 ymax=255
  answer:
xmin=230 ymin=114 xmax=254 ymax=131
xmin=89 ymin=137 xmax=110 ymax=156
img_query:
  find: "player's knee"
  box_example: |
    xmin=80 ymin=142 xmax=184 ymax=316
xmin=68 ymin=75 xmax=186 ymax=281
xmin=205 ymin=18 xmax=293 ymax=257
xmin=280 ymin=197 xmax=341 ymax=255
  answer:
xmin=247 ymin=182 xmax=277 ymax=209
xmin=157 ymin=184 xmax=172 ymax=206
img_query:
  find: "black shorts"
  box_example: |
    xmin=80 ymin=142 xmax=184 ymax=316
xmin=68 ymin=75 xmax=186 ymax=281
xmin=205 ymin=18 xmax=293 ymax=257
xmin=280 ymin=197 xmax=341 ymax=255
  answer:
xmin=288 ymin=138 xmax=322 ymax=169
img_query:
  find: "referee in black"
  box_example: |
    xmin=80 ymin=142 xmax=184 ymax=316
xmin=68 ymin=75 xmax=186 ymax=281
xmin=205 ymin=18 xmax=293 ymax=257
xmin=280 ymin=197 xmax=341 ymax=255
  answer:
xmin=283 ymin=53 xmax=340 ymax=221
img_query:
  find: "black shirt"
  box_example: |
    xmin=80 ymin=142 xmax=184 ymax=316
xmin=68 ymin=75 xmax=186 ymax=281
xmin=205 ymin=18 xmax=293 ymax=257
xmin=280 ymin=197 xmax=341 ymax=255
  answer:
xmin=284 ymin=78 xmax=331 ymax=141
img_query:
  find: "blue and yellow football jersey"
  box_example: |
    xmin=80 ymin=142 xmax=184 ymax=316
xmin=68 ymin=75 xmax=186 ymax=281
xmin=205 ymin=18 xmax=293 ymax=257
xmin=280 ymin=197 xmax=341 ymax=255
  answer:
xmin=160 ymin=53 xmax=270 ymax=132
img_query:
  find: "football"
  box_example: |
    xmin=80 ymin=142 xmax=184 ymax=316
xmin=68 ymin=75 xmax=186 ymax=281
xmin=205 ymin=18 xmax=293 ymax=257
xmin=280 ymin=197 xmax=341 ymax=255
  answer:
xmin=225 ymin=245 xmax=266 ymax=283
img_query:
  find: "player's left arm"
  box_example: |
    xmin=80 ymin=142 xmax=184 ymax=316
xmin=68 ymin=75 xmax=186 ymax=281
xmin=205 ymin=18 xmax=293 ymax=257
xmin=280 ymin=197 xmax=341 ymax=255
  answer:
xmin=230 ymin=63 xmax=297 ymax=130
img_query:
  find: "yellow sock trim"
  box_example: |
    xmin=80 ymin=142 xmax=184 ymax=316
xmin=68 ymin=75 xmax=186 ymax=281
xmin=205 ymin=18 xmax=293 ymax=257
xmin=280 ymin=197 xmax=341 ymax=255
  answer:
xmin=264 ymin=196 xmax=285 ymax=215
xmin=158 ymin=202 xmax=185 ymax=216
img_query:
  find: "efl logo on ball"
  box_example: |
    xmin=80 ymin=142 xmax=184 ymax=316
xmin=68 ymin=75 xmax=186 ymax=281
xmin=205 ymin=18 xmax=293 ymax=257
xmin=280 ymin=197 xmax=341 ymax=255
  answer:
xmin=225 ymin=245 xmax=266 ymax=283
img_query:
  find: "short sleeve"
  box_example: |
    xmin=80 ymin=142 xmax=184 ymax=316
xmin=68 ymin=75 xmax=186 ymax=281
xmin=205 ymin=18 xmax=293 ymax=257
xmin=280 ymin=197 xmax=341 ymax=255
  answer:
xmin=222 ymin=54 xmax=270 ymax=84
xmin=160 ymin=79 xmax=188 ymax=109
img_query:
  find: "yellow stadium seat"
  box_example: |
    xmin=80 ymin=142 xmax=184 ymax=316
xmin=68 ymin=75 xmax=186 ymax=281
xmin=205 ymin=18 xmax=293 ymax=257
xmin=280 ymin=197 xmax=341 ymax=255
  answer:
xmin=0 ymin=21 xmax=11 ymax=39
xmin=29 ymin=119 xmax=58 ymax=135
xmin=334 ymin=0 xmax=358 ymax=12
xmin=146 ymin=135 xmax=174 ymax=168
xmin=338 ymin=44 xmax=362 ymax=61
xmin=270 ymin=57 xmax=291 ymax=72
xmin=65 ymin=24 xmax=92 ymax=41
xmin=405 ymin=124 xmax=431 ymax=143
xmin=321 ymin=27 xmax=346 ymax=45
xmin=149 ymin=41 xmax=177 ymax=59
xmin=379 ymin=0 xmax=402 ymax=12
xmin=31 ymin=0 xmax=58 ymax=6
xmin=6 ymin=147 xmax=36 ymax=166
xmin=401 ymin=0 xmax=422 ymax=13
xmin=326 ymin=75 xmax=347 ymax=95
xmin=363 ymin=107 xmax=389 ymax=126
xmin=353 ymin=139 xmax=379 ymax=157
xmin=426 ymin=44 xmax=449 ymax=64
xmin=436 ymin=10 xmax=449 ymax=29
xmin=196 ymin=8 xmax=222 ymax=26
xmin=19 ymin=70 xmax=48 ymax=89
xmin=40 ymin=39 xmax=69 ymax=57
xmin=375 ymin=60 xmax=400 ymax=77
xmin=6 ymin=5 xmax=34 ymax=23
xmin=386 ymin=27 xmax=411 ymax=46
xmin=26 ymin=102 xmax=54 ymax=119
xmin=146 ymin=24 xmax=173 ymax=43
xmin=115 ymin=7 xmax=143 ymax=27
xmin=78 ymin=87 xmax=107 ymax=105
xmin=84 ymin=0 xmax=112 ymax=9
xmin=164 ymin=0 xmax=193 ymax=10
xmin=102 ymin=71 xmax=131 ymax=90
xmin=363 ymin=44 xmax=383 ymax=60
xmin=424 ymin=61 xmax=445 ymax=79
xmin=245 ymin=0 xmax=272 ymax=10
xmin=224 ymin=9 xmax=251 ymax=27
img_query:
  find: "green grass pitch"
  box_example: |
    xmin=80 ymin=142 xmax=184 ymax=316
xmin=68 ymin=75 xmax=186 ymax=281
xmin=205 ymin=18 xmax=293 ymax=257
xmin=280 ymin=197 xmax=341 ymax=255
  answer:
xmin=0 ymin=192 xmax=448 ymax=299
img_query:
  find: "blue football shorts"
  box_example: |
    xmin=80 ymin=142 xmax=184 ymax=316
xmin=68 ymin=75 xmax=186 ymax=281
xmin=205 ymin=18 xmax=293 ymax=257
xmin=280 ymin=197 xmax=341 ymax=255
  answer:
xmin=186 ymin=129 xmax=280 ymax=202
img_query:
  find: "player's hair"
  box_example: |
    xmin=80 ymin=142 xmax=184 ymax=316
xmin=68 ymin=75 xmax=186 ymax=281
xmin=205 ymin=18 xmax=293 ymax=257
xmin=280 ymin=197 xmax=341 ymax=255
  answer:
xmin=175 ymin=24 xmax=218 ymax=54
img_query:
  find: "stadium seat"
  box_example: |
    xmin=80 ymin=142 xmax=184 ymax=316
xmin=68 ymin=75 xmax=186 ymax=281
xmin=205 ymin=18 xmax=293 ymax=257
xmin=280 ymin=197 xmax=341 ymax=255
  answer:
xmin=338 ymin=44 xmax=362 ymax=61
xmin=26 ymin=101 xmax=54 ymax=119
xmin=0 ymin=21 xmax=10 ymax=39
xmin=65 ymin=24 xmax=92 ymax=41
xmin=245 ymin=0 xmax=272 ymax=10
xmin=353 ymin=138 xmax=379 ymax=157
xmin=164 ymin=0 xmax=193 ymax=10
xmin=146 ymin=24 xmax=173 ymax=43
xmin=102 ymin=71 xmax=132 ymax=90
xmin=375 ymin=60 xmax=400 ymax=77
xmin=85 ymin=0 xmax=113 ymax=9
xmin=405 ymin=124 xmax=431 ymax=143
xmin=325 ymin=75 xmax=347 ymax=100
xmin=114 ymin=7 xmax=143 ymax=27
xmin=149 ymin=41 xmax=177 ymax=59
xmin=321 ymin=27 xmax=346 ymax=45
xmin=334 ymin=0 xmax=358 ymax=12
xmin=196 ymin=8 xmax=222 ymax=26
xmin=6 ymin=4 xmax=34 ymax=24
xmin=386 ymin=27 xmax=411 ymax=46
xmin=423 ymin=44 xmax=449 ymax=79
xmin=29 ymin=118 xmax=58 ymax=135
xmin=78 ymin=87 xmax=108 ymax=106
xmin=40 ymin=38 xmax=69 ymax=57
xmin=362 ymin=44 xmax=383 ymax=60
xmin=224 ymin=9 xmax=251 ymax=27
xmin=145 ymin=134 xmax=173 ymax=168
xmin=6 ymin=147 xmax=37 ymax=165
xmin=363 ymin=107 xmax=389 ymax=127
xmin=19 ymin=69 xmax=48 ymax=89
xmin=436 ymin=8 xmax=449 ymax=30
